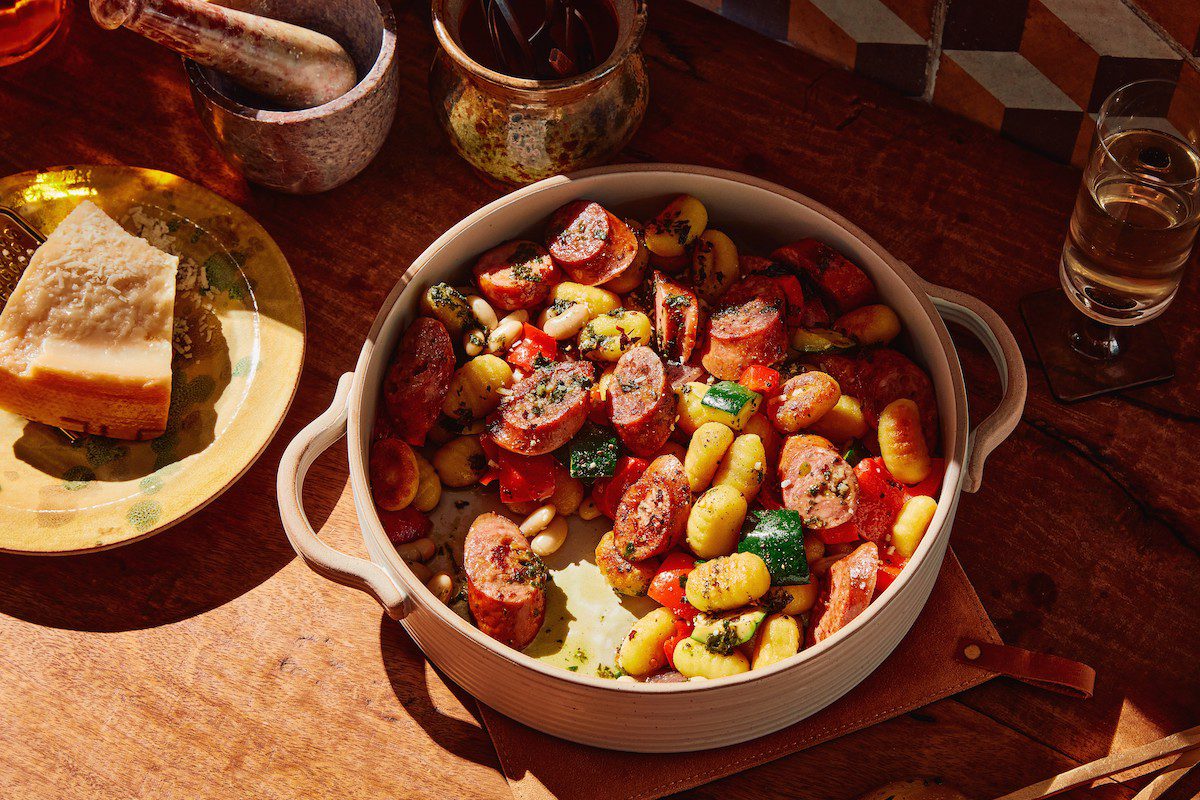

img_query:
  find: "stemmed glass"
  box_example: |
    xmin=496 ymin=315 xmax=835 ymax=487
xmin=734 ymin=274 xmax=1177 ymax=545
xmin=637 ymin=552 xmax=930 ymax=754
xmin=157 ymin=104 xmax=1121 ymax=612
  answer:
xmin=1022 ymin=79 xmax=1200 ymax=402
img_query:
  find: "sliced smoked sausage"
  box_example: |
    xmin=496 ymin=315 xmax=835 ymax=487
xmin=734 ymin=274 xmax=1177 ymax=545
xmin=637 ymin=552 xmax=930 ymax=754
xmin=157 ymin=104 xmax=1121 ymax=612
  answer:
xmin=701 ymin=277 xmax=787 ymax=380
xmin=487 ymin=361 xmax=594 ymax=455
xmin=779 ymin=440 xmax=858 ymax=529
xmin=771 ymin=239 xmax=875 ymax=314
xmin=664 ymin=361 xmax=706 ymax=392
xmin=545 ymin=200 xmax=638 ymax=286
xmin=473 ymin=239 xmax=559 ymax=311
xmin=610 ymin=346 xmax=676 ymax=457
xmin=653 ymin=271 xmax=700 ymax=364
xmin=613 ymin=455 xmax=690 ymax=561
xmin=857 ymin=348 xmax=938 ymax=449
xmin=383 ymin=316 xmax=454 ymax=447
xmin=809 ymin=542 xmax=880 ymax=644
xmin=464 ymin=513 xmax=549 ymax=650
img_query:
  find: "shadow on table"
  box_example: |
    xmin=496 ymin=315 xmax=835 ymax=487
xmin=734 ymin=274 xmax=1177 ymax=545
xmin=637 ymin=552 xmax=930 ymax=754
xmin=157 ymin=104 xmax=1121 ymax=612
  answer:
xmin=0 ymin=450 xmax=343 ymax=632
xmin=378 ymin=614 xmax=503 ymax=772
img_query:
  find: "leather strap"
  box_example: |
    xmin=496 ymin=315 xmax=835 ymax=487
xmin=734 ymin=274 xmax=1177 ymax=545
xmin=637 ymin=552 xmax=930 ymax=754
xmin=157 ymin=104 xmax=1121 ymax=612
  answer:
xmin=956 ymin=638 xmax=1095 ymax=699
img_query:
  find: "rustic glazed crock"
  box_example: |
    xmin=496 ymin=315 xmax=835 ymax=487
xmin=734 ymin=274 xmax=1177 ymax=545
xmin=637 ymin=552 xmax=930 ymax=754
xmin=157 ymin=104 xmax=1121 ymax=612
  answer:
xmin=429 ymin=0 xmax=649 ymax=184
xmin=277 ymin=165 xmax=1026 ymax=753
xmin=185 ymin=0 xmax=398 ymax=194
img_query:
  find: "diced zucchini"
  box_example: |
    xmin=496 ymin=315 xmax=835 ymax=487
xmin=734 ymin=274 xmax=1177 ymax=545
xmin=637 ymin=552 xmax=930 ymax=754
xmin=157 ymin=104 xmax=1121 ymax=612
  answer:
xmin=694 ymin=381 xmax=761 ymax=429
xmin=737 ymin=510 xmax=810 ymax=586
xmin=568 ymin=423 xmax=620 ymax=480
xmin=690 ymin=608 xmax=768 ymax=654
xmin=790 ymin=327 xmax=855 ymax=354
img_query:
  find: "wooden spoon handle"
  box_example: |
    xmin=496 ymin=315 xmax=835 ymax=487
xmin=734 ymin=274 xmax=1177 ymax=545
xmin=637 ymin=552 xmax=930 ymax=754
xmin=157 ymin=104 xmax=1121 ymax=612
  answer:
xmin=993 ymin=725 xmax=1200 ymax=800
xmin=1130 ymin=748 xmax=1200 ymax=800
xmin=89 ymin=0 xmax=357 ymax=109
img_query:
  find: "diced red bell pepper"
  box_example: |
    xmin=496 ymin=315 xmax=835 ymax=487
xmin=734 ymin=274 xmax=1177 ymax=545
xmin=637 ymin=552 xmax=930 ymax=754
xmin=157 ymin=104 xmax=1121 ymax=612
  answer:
xmin=592 ymin=455 xmax=650 ymax=519
xmin=505 ymin=323 xmax=558 ymax=372
xmin=662 ymin=618 xmax=694 ymax=669
xmin=904 ymin=458 xmax=945 ymax=498
xmin=378 ymin=506 xmax=432 ymax=545
xmin=848 ymin=457 xmax=907 ymax=544
xmin=756 ymin=482 xmax=784 ymax=511
xmin=480 ymin=435 xmax=558 ymax=502
xmin=771 ymin=274 xmax=806 ymax=326
xmin=648 ymin=552 xmax=699 ymax=619
xmin=875 ymin=562 xmax=904 ymax=596
xmin=738 ymin=365 xmax=782 ymax=396
xmin=818 ymin=521 xmax=861 ymax=545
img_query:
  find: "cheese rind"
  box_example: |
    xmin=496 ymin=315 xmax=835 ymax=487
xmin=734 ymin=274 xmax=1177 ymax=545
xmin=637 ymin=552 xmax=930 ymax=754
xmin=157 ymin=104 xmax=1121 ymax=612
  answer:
xmin=0 ymin=200 xmax=178 ymax=440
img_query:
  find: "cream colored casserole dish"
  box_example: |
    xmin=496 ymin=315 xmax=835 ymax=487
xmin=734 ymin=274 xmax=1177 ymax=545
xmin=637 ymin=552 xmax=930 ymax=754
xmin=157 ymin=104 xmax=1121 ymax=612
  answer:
xmin=278 ymin=165 xmax=1025 ymax=752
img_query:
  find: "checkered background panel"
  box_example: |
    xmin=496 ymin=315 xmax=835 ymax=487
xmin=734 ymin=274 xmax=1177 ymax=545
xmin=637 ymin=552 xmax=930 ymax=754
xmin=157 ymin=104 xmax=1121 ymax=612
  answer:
xmin=691 ymin=0 xmax=1200 ymax=165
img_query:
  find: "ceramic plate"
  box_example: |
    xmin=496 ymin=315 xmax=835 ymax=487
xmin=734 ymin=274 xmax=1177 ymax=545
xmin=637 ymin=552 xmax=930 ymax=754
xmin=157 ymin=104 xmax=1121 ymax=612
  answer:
xmin=0 ymin=166 xmax=305 ymax=554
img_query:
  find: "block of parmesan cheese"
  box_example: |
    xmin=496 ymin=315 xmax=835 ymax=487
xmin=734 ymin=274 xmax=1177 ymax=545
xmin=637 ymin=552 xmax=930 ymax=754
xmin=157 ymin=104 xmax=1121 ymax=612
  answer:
xmin=0 ymin=200 xmax=178 ymax=440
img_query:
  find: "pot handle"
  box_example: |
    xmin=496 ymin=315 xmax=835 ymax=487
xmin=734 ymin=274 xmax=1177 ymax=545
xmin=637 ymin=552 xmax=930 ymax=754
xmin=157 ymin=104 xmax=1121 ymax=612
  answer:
xmin=924 ymin=282 xmax=1027 ymax=493
xmin=277 ymin=373 xmax=411 ymax=620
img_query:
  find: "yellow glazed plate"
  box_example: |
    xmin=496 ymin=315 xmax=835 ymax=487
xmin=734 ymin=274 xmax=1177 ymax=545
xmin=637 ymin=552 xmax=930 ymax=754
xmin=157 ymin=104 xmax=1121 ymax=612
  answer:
xmin=0 ymin=166 xmax=305 ymax=554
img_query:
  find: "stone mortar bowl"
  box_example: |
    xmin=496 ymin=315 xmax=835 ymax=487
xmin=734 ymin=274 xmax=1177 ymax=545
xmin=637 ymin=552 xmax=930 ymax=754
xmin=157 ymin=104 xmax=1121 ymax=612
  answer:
xmin=185 ymin=0 xmax=397 ymax=194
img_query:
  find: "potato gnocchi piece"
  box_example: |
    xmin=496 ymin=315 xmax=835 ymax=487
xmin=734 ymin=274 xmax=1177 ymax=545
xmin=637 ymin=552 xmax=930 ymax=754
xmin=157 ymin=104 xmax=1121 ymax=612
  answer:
xmin=741 ymin=412 xmax=782 ymax=467
xmin=691 ymin=229 xmax=739 ymax=302
xmin=677 ymin=382 xmax=758 ymax=434
xmin=420 ymin=282 xmax=476 ymax=335
xmin=370 ymin=438 xmax=419 ymax=511
xmin=548 ymin=282 xmax=622 ymax=320
xmin=834 ymin=304 xmax=901 ymax=345
xmin=750 ymin=613 xmax=801 ymax=670
xmin=596 ymin=530 xmax=658 ymax=597
xmin=617 ymin=607 xmax=677 ymax=676
xmin=672 ymin=637 xmax=749 ymax=679
xmin=711 ymin=433 xmax=767 ymax=503
xmin=432 ymin=436 xmax=488 ymax=488
xmin=442 ymin=354 xmax=513 ymax=423
xmin=767 ymin=371 xmax=841 ymax=433
xmin=686 ymin=485 xmax=748 ymax=559
xmin=892 ymin=495 xmax=937 ymax=557
xmin=684 ymin=421 xmax=735 ymax=492
xmin=644 ymin=194 xmax=708 ymax=257
xmin=550 ymin=474 xmax=585 ymax=516
xmin=578 ymin=309 xmax=652 ymax=362
xmin=412 ymin=453 xmax=442 ymax=512
xmin=808 ymin=393 xmax=868 ymax=442
xmin=763 ymin=583 xmax=820 ymax=616
xmin=686 ymin=551 xmax=771 ymax=612
xmin=878 ymin=398 xmax=932 ymax=483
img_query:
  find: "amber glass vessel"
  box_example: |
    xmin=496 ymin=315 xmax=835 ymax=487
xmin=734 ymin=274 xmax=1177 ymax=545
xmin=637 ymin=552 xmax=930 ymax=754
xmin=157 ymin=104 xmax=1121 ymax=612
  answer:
xmin=430 ymin=0 xmax=648 ymax=185
xmin=0 ymin=0 xmax=66 ymax=66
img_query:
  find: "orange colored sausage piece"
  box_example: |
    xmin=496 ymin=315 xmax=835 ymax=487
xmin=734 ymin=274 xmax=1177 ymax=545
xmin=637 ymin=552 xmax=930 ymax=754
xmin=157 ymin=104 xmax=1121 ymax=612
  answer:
xmin=487 ymin=361 xmax=594 ymax=455
xmin=771 ymin=239 xmax=876 ymax=314
xmin=383 ymin=316 xmax=454 ymax=447
xmin=701 ymin=277 xmax=787 ymax=381
xmin=610 ymin=346 xmax=677 ymax=457
xmin=473 ymin=239 xmax=559 ymax=311
xmin=653 ymin=271 xmax=701 ymax=364
xmin=613 ymin=455 xmax=690 ymax=562
xmin=464 ymin=513 xmax=549 ymax=650
xmin=545 ymin=200 xmax=639 ymax=286
xmin=779 ymin=442 xmax=858 ymax=529
xmin=809 ymin=542 xmax=880 ymax=644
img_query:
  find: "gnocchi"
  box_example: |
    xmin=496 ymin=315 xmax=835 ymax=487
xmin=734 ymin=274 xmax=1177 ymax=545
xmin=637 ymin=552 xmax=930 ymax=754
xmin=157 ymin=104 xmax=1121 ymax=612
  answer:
xmin=672 ymin=637 xmax=750 ymax=679
xmin=677 ymin=382 xmax=758 ymax=433
xmin=644 ymin=194 xmax=708 ymax=257
xmin=834 ymin=304 xmax=901 ymax=345
xmin=684 ymin=421 xmax=735 ymax=492
xmin=808 ymin=393 xmax=868 ymax=441
xmin=686 ymin=551 xmax=771 ymax=612
xmin=578 ymin=309 xmax=652 ymax=362
xmin=616 ymin=607 xmax=677 ymax=676
xmin=595 ymin=530 xmax=658 ymax=596
xmin=711 ymin=433 xmax=767 ymax=502
xmin=432 ymin=436 xmax=488 ymax=487
xmin=549 ymin=281 xmax=622 ymax=319
xmin=412 ymin=453 xmax=442 ymax=512
xmin=686 ymin=485 xmax=748 ymax=559
xmin=442 ymin=354 xmax=513 ymax=422
xmin=750 ymin=614 xmax=801 ymax=670
xmin=691 ymin=229 xmax=738 ymax=301
xmin=892 ymin=495 xmax=937 ymax=557
xmin=878 ymin=398 xmax=932 ymax=483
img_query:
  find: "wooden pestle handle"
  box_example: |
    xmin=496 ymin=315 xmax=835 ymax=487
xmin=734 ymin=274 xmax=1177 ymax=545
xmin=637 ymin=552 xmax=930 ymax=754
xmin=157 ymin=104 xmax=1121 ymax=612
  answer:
xmin=90 ymin=0 xmax=358 ymax=110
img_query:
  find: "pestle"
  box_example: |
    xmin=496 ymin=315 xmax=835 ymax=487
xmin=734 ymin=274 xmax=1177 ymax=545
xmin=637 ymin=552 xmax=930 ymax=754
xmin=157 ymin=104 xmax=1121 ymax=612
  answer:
xmin=90 ymin=0 xmax=358 ymax=110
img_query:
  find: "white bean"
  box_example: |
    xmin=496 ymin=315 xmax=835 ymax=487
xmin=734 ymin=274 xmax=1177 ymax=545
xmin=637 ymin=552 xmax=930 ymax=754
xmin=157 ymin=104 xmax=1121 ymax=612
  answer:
xmin=427 ymin=571 xmax=455 ymax=603
xmin=578 ymin=497 xmax=601 ymax=521
xmin=541 ymin=301 xmax=590 ymax=340
xmin=616 ymin=674 xmax=637 ymax=683
xmin=407 ymin=561 xmax=432 ymax=583
xmin=463 ymin=328 xmax=486 ymax=356
xmin=486 ymin=312 xmax=527 ymax=354
xmin=519 ymin=503 xmax=557 ymax=536
xmin=530 ymin=515 xmax=569 ymax=556
xmin=395 ymin=536 xmax=436 ymax=562
xmin=466 ymin=294 xmax=498 ymax=331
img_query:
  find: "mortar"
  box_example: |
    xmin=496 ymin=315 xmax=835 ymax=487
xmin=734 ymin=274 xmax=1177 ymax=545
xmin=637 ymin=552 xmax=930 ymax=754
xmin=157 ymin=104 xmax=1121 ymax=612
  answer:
xmin=184 ymin=0 xmax=398 ymax=194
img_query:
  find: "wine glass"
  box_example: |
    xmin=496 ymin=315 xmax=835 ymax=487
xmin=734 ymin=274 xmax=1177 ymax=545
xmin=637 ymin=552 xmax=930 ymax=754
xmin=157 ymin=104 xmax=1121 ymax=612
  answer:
xmin=1021 ymin=78 xmax=1200 ymax=402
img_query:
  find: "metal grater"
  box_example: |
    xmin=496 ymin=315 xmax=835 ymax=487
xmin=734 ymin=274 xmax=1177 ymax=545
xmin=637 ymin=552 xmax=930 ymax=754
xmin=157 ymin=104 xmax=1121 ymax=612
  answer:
xmin=0 ymin=206 xmax=79 ymax=442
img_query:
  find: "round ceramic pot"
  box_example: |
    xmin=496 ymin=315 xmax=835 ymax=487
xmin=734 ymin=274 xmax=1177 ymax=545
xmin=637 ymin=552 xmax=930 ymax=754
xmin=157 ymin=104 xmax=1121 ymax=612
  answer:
xmin=277 ymin=165 xmax=1026 ymax=752
xmin=429 ymin=0 xmax=649 ymax=184
xmin=185 ymin=0 xmax=399 ymax=194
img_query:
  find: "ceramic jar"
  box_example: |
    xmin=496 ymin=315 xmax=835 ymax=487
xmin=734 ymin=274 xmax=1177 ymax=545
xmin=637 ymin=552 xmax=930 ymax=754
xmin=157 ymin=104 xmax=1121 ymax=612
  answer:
xmin=430 ymin=0 xmax=649 ymax=184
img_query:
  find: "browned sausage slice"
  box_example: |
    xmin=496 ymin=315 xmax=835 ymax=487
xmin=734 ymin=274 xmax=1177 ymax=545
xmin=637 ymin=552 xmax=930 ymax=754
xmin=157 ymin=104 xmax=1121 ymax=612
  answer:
xmin=545 ymin=200 xmax=638 ymax=286
xmin=653 ymin=271 xmax=700 ymax=363
xmin=779 ymin=442 xmax=858 ymax=529
xmin=383 ymin=316 xmax=454 ymax=447
xmin=701 ymin=278 xmax=787 ymax=380
xmin=610 ymin=346 xmax=676 ymax=457
xmin=771 ymin=239 xmax=876 ymax=313
xmin=663 ymin=361 xmax=706 ymax=393
xmin=595 ymin=530 xmax=659 ymax=596
xmin=464 ymin=513 xmax=549 ymax=650
xmin=486 ymin=361 xmax=594 ymax=455
xmin=857 ymin=348 xmax=938 ymax=449
xmin=613 ymin=455 xmax=690 ymax=561
xmin=473 ymin=239 xmax=559 ymax=311
xmin=809 ymin=542 xmax=879 ymax=644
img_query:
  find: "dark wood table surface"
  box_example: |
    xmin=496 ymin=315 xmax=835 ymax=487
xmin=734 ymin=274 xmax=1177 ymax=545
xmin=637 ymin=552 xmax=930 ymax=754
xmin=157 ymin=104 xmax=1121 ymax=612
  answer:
xmin=1 ymin=2 xmax=1197 ymax=798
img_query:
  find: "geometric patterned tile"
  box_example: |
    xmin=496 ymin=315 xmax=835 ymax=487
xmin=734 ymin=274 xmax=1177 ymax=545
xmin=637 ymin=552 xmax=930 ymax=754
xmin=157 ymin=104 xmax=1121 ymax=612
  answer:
xmin=943 ymin=49 xmax=1079 ymax=110
xmin=932 ymin=52 xmax=1008 ymax=130
xmin=1041 ymin=0 xmax=1179 ymax=58
xmin=1131 ymin=0 xmax=1200 ymax=57
xmin=878 ymin=0 xmax=938 ymax=39
xmin=942 ymin=0 xmax=1030 ymax=51
xmin=721 ymin=0 xmax=791 ymax=39
xmin=1020 ymin=0 xmax=1101 ymax=109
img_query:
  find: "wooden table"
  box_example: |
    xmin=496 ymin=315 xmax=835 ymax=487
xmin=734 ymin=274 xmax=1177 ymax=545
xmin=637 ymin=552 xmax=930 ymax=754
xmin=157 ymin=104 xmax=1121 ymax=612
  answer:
xmin=1 ymin=3 xmax=1197 ymax=798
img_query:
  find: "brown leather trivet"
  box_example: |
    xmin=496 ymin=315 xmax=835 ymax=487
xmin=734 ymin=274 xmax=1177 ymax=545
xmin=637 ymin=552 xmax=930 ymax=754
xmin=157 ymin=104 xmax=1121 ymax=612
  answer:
xmin=479 ymin=551 xmax=1001 ymax=800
